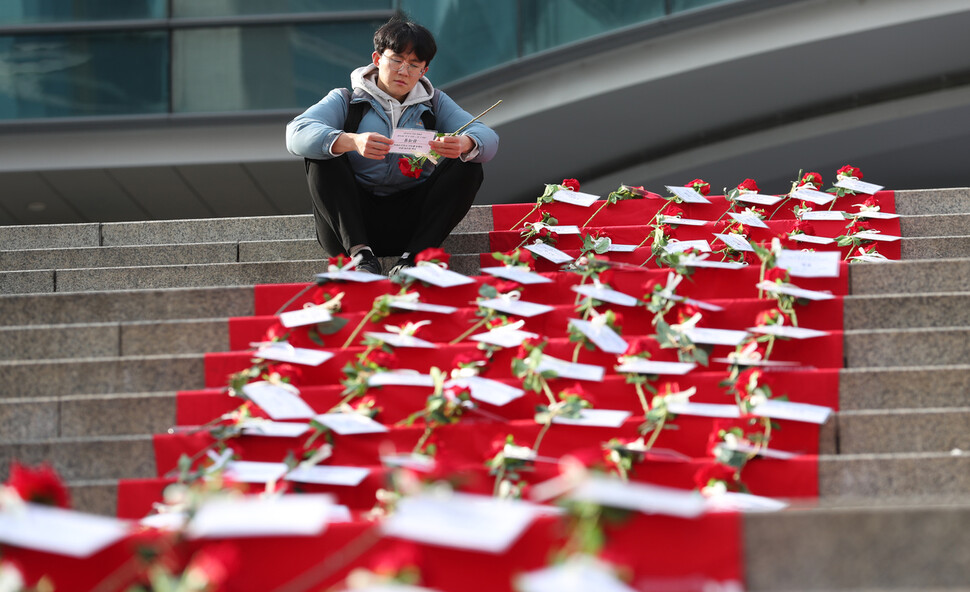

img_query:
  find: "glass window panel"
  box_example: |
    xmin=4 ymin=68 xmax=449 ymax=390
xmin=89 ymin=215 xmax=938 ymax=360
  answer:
xmin=518 ymin=0 xmax=665 ymax=55
xmin=172 ymin=20 xmax=383 ymax=113
xmin=0 ymin=31 xmax=168 ymax=120
xmin=0 ymin=1 xmax=165 ymax=25
xmin=669 ymin=0 xmax=730 ymax=12
xmin=173 ymin=0 xmax=392 ymax=19
xmin=400 ymin=0 xmax=518 ymax=85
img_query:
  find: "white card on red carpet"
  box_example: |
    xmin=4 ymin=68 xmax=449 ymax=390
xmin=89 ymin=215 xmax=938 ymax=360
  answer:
xmin=568 ymin=319 xmax=628 ymax=354
xmin=279 ymin=305 xmax=332 ymax=328
xmin=537 ymin=355 xmax=606 ymax=381
xmin=552 ymin=189 xmax=600 ymax=207
xmin=368 ymin=370 xmax=436 ymax=387
xmin=736 ymin=193 xmax=783 ymax=206
xmin=446 ymin=375 xmax=525 ymax=407
xmin=401 ymin=265 xmax=475 ymax=287
xmin=568 ymin=477 xmax=706 ymax=518
xmin=665 ymin=185 xmax=711 ymax=204
xmin=835 ymin=178 xmax=884 ymax=194
xmin=714 ymin=233 xmax=754 ymax=252
xmin=255 ymin=343 xmax=334 ymax=366
xmin=525 ymin=242 xmax=574 ymax=264
xmin=757 ymin=281 xmax=836 ymax=301
xmin=728 ymin=211 xmax=769 ymax=229
xmin=776 ymin=249 xmax=841 ymax=278
xmin=615 ymin=359 xmax=697 ymax=375
xmin=478 ymin=297 xmax=554 ymax=318
xmin=0 ymin=503 xmax=130 ymax=558
xmin=480 ymin=266 xmax=553 ymax=284
xmin=571 ymin=284 xmax=639 ymax=307
xmin=790 ymin=188 xmax=836 ymax=205
xmin=242 ymin=381 xmax=315 ymax=420
xmin=552 ymin=408 xmax=631 ymax=428
xmin=314 ymin=412 xmax=389 ymax=435
xmin=663 ymin=239 xmax=711 ymax=254
xmin=746 ymin=325 xmax=829 ymax=339
xmin=187 ymin=494 xmax=333 ymax=539
xmin=363 ymin=331 xmax=436 ymax=348
xmin=383 ymin=491 xmax=542 ymax=553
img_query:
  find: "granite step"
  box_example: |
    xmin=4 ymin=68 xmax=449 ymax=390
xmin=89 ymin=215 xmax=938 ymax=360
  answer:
xmin=744 ymin=499 xmax=970 ymax=590
xmin=1 ymin=289 xmax=968 ymax=361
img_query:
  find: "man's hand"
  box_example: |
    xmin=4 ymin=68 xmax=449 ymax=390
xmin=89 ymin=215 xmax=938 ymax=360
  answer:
xmin=429 ymin=135 xmax=474 ymax=159
xmin=333 ymin=132 xmax=393 ymax=160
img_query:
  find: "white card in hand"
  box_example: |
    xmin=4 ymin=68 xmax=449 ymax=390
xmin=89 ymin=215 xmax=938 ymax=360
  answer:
xmin=569 ymin=319 xmax=628 ymax=354
xmin=255 ymin=343 xmax=334 ymax=366
xmin=525 ymin=242 xmax=574 ymax=264
xmin=665 ymin=185 xmax=711 ymax=204
xmin=615 ymin=359 xmax=696 ymax=375
xmin=314 ymin=412 xmax=389 ymax=435
xmin=751 ymin=399 xmax=833 ymax=424
xmin=480 ymin=266 xmax=553 ymax=284
xmin=552 ymin=408 xmax=631 ymax=428
xmin=714 ymin=233 xmax=754 ymax=252
xmin=537 ymin=355 xmax=606 ymax=381
xmin=279 ymin=305 xmax=332 ymax=328
xmin=790 ymin=188 xmax=836 ymax=205
xmin=390 ymin=128 xmax=436 ymax=155
xmin=728 ymin=211 xmax=769 ymax=229
xmin=736 ymin=193 xmax=783 ymax=206
xmin=478 ymin=297 xmax=554 ymax=318
xmin=242 ymin=381 xmax=315 ymax=420
xmin=571 ymin=284 xmax=639 ymax=307
xmin=776 ymin=249 xmax=841 ymax=278
xmin=569 ymin=477 xmax=706 ymax=518
xmin=835 ymin=178 xmax=884 ymax=194
xmin=552 ymin=189 xmax=600 ymax=207
xmin=188 ymin=494 xmax=333 ymax=539
xmin=757 ymin=281 xmax=836 ymax=301
xmin=447 ymin=375 xmax=525 ymax=407
xmin=383 ymin=491 xmax=541 ymax=553
xmin=364 ymin=331 xmax=436 ymax=348
xmin=0 ymin=503 xmax=129 ymax=558
xmin=746 ymin=325 xmax=829 ymax=339
xmin=401 ymin=265 xmax=475 ymax=287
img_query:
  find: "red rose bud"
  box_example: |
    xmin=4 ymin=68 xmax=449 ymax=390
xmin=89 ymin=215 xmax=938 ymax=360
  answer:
xmin=453 ymin=350 xmax=488 ymax=368
xmin=737 ymin=178 xmax=759 ymax=192
xmin=415 ymin=247 xmax=450 ymax=265
xmin=267 ymin=362 xmax=303 ymax=384
xmin=693 ymin=461 xmax=737 ymax=490
xmin=863 ymin=195 xmax=880 ymax=208
xmin=836 ymin=165 xmax=863 ymax=180
xmin=790 ymin=219 xmax=816 ymax=235
xmin=366 ymin=350 xmax=395 ymax=369
xmin=754 ymin=308 xmax=783 ymax=326
xmin=665 ymin=205 xmax=685 ymax=219
xmin=686 ymin=179 xmax=710 ymax=196
xmin=800 ymin=172 xmax=822 ymax=188
xmin=494 ymin=280 xmax=521 ymax=294
xmin=398 ymin=157 xmax=422 ymax=179
xmin=561 ymin=178 xmax=581 ymax=191
xmin=7 ymin=462 xmax=71 ymax=508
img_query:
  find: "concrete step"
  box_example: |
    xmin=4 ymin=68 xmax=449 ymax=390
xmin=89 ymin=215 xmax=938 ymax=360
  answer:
xmin=848 ymin=257 xmax=970 ymax=295
xmin=844 ymin=327 xmax=970 ymax=368
xmin=0 ymin=319 xmax=228 ymax=361
xmin=894 ymin=188 xmax=970 ymax=216
xmin=0 ymin=286 xmax=252 ymax=327
xmin=842 ymin=293 xmax=970 ymax=330
xmin=0 ymin=354 xmax=204 ymax=399
xmin=836 ymin=408 xmax=970 ymax=454
xmin=744 ymin=500 xmax=970 ymax=590
xmin=0 ymin=242 xmax=239 ymax=273
xmin=899 ymin=212 xmax=970 ymax=237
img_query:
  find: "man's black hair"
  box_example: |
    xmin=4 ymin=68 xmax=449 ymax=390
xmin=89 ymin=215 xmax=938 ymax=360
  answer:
xmin=373 ymin=16 xmax=437 ymax=65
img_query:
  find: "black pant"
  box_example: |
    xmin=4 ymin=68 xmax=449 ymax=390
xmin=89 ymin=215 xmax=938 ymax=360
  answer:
xmin=304 ymin=156 xmax=484 ymax=258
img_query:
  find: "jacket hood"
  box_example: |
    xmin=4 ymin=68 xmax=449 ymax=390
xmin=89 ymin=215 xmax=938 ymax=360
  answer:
xmin=351 ymin=64 xmax=434 ymax=109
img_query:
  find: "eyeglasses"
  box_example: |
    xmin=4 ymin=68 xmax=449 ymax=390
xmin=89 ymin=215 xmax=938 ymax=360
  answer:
xmin=382 ymin=54 xmax=425 ymax=75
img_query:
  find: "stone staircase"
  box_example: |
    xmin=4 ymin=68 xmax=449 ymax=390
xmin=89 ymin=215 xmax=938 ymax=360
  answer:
xmin=1 ymin=188 xmax=970 ymax=590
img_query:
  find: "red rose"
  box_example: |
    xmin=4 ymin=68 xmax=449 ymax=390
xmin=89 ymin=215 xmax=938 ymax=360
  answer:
xmin=863 ymin=195 xmax=880 ymax=208
xmin=7 ymin=462 xmax=71 ymax=508
xmin=676 ymin=303 xmax=700 ymax=324
xmin=328 ymin=254 xmax=352 ymax=268
xmin=453 ymin=350 xmax=488 ymax=368
xmin=185 ymin=542 xmax=240 ymax=588
xmin=398 ymin=157 xmax=423 ymax=179
xmin=837 ymin=165 xmax=863 ymax=180
xmin=365 ymin=350 xmax=395 ymax=369
xmin=789 ymin=219 xmax=816 ymax=235
xmin=754 ymin=308 xmax=783 ymax=326
xmin=848 ymin=219 xmax=873 ymax=235
xmin=623 ymin=336 xmax=657 ymax=358
xmin=736 ymin=178 xmax=759 ymax=193
xmin=561 ymin=178 xmax=581 ymax=191
xmin=800 ymin=172 xmax=822 ymax=188
xmin=693 ymin=462 xmax=737 ymax=490
xmin=763 ymin=267 xmax=788 ymax=283
xmin=686 ymin=179 xmax=710 ymax=196
xmin=267 ymin=362 xmax=303 ymax=384
xmin=414 ymin=247 xmax=450 ymax=266
xmin=665 ymin=205 xmax=685 ymax=219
